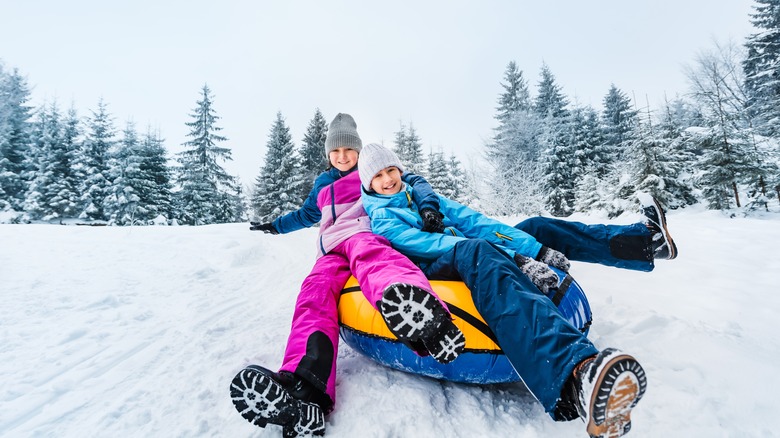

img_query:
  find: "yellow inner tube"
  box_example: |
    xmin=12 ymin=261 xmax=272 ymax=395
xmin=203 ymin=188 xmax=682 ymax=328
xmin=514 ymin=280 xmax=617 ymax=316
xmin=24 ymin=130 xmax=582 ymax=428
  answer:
xmin=338 ymin=276 xmax=501 ymax=352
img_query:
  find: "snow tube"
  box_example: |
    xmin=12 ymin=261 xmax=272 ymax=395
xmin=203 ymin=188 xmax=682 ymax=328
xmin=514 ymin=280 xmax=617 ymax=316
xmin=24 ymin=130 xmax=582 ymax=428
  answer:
xmin=338 ymin=267 xmax=592 ymax=384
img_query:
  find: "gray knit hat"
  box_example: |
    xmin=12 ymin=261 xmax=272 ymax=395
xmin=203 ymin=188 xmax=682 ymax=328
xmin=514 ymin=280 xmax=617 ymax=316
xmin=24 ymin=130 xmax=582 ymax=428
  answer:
xmin=358 ymin=143 xmax=405 ymax=191
xmin=325 ymin=113 xmax=362 ymax=156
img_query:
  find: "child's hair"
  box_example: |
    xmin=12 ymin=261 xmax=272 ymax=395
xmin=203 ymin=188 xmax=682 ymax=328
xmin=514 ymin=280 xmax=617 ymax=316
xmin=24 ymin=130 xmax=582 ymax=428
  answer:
xmin=357 ymin=143 xmax=405 ymax=191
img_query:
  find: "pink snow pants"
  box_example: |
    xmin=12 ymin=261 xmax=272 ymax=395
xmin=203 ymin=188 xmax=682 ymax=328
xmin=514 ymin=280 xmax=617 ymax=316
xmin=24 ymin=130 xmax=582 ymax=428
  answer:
xmin=278 ymin=232 xmax=436 ymax=408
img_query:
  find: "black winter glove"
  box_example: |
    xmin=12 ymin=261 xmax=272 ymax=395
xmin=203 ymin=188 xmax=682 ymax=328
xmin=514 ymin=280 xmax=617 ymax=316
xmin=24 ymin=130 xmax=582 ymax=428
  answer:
xmin=249 ymin=222 xmax=279 ymax=234
xmin=420 ymin=208 xmax=445 ymax=233
xmin=536 ymin=246 xmax=570 ymax=272
xmin=514 ymin=254 xmax=560 ymax=294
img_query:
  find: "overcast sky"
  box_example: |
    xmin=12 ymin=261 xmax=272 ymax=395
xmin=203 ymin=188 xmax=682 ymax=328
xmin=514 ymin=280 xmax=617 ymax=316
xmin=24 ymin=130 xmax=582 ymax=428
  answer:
xmin=1 ymin=0 xmax=757 ymax=185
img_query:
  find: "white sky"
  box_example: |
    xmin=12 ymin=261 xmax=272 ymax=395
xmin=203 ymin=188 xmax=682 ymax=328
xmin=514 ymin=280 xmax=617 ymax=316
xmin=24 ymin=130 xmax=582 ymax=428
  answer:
xmin=0 ymin=0 xmax=756 ymax=185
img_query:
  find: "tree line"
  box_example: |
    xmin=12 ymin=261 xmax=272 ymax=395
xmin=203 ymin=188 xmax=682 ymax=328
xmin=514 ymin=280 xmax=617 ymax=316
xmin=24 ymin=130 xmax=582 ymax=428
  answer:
xmin=481 ymin=0 xmax=780 ymax=217
xmin=3 ymin=0 xmax=780 ymax=225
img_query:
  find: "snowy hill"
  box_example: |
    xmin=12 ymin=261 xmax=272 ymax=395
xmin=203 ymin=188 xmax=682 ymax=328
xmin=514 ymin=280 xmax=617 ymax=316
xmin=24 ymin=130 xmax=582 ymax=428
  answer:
xmin=1 ymin=209 xmax=778 ymax=437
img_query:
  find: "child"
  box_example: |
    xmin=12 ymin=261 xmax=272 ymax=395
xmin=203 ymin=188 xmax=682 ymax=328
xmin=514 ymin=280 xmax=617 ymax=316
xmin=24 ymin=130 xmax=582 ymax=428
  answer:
xmin=359 ymin=142 xmax=653 ymax=438
xmin=230 ymin=114 xmax=465 ymax=437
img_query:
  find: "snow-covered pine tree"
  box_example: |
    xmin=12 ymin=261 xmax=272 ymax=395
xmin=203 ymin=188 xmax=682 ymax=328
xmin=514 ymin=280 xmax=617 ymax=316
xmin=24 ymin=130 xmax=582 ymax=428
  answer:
xmin=533 ymin=63 xmax=569 ymax=120
xmin=393 ymin=122 xmax=426 ymax=175
xmin=23 ymin=102 xmax=64 ymax=220
xmin=601 ymin=84 xmax=637 ymax=165
xmin=298 ymin=108 xmax=329 ymax=199
xmin=252 ymin=112 xmax=304 ymax=222
xmin=656 ymin=99 xmax=698 ymax=209
xmin=426 ymin=148 xmax=450 ymax=196
xmin=495 ymin=61 xmax=531 ymax=124
xmin=743 ymin=0 xmax=780 ymax=136
xmin=686 ymin=41 xmax=762 ymax=209
xmin=175 ymin=84 xmax=242 ymax=225
xmin=43 ymin=105 xmax=83 ymax=221
xmin=0 ymin=65 xmax=34 ymax=212
xmin=105 ymin=121 xmax=143 ymax=225
xmin=135 ymin=128 xmax=173 ymax=223
xmin=485 ymin=61 xmax=546 ymax=215
xmin=392 ymin=122 xmax=408 ymax=165
xmin=24 ymin=102 xmax=80 ymax=222
xmin=568 ymin=105 xmax=604 ymax=212
xmin=534 ymin=64 xmax=574 ymax=216
xmin=78 ymin=98 xmax=116 ymax=222
xmin=540 ymin=123 xmax=576 ymax=216
xmin=405 ymin=124 xmax=426 ymax=175
xmin=447 ymin=153 xmax=469 ymax=204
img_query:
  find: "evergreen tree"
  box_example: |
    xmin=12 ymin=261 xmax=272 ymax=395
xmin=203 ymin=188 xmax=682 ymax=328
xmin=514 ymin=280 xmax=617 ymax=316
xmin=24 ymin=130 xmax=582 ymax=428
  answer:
xmin=393 ymin=122 xmax=426 ymax=175
xmin=175 ymin=84 xmax=242 ymax=225
xmin=23 ymin=102 xmax=81 ymax=221
xmin=392 ymin=122 xmax=407 ymax=161
xmin=568 ymin=105 xmax=605 ymax=212
xmin=78 ymin=98 xmax=116 ymax=221
xmin=446 ymin=153 xmax=469 ymax=204
xmin=24 ymin=102 xmax=63 ymax=220
xmin=426 ymin=148 xmax=450 ymax=195
xmin=135 ymin=128 xmax=174 ymax=222
xmin=252 ymin=112 xmax=304 ymax=222
xmin=105 ymin=121 xmax=143 ymax=224
xmin=687 ymin=42 xmax=761 ymax=209
xmin=656 ymin=100 xmax=698 ymax=209
xmin=298 ymin=108 xmax=329 ymax=198
xmin=533 ymin=63 xmax=569 ymax=120
xmin=0 ymin=66 xmax=34 ymax=211
xmin=485 ymin=62 xmax=547 ymax=215
xmin=540 ymin=123 xmax=576 ymax=216
xmin=495 ymin=61 xmax=531 ymax=123
xmin=601 ymin=84 xmax=637 ymax=164
xmin=534 ymin=64 xmax=573 ymax=215
xmin=743 ymin=0 xmax=780 ymax=136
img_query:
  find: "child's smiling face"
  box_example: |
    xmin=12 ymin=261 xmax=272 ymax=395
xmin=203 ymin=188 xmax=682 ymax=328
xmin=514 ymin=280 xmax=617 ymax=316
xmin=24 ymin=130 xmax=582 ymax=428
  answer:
xmin=329 ymin=147 xmax=359 ymax=172
xmin=370 ymin=166 xmax=403 ymax=195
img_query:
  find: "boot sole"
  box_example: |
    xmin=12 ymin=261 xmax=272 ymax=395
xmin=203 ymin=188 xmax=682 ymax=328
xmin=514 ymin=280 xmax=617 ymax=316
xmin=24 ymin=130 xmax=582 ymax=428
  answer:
xmin=229 ymin=366 xmax=325 ymax=436
xmin=585 ymin=355 xmax=647 ymax=438
xmin=648 ymin=197 xmax=677 ymax=260
xmin=380 ymin=283 xmax=465 ymax=364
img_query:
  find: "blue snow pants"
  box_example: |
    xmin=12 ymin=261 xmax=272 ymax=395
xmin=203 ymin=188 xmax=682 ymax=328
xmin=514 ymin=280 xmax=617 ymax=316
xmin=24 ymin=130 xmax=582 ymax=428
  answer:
xmin=516 ymin=217 xmax=655 ymax=272
xmin=421 ymin=239 xmax=599 ymax=418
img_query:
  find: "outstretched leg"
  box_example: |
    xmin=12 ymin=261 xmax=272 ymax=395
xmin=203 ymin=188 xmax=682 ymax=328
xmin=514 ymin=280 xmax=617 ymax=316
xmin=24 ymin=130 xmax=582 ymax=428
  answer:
xmin=341 ymin=233 xmax=464 ymax=363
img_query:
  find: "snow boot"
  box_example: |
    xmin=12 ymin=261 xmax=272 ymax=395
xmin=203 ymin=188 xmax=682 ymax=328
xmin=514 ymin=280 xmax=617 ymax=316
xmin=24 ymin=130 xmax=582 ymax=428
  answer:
xmin=230 ymin=365 xmax=326 ymax=437
xmin=572 ymin=348 xmax=648 ymax=438
xmin=379 ymin=283 xmax=465 ymax=364
xmin=638 ymin=193 xmax=677 ymax=260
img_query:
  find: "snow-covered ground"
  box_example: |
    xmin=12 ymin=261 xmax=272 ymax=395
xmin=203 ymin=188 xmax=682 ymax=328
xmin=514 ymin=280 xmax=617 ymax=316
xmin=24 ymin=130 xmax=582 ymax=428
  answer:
xmin=1 ymin=208 xmax=778 ymax=437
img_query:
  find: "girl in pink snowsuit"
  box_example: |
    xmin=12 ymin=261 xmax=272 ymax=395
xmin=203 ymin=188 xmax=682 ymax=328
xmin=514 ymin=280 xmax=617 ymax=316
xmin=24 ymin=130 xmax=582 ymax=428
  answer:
xmin=230 ymin=113 xmax=464 ymax=438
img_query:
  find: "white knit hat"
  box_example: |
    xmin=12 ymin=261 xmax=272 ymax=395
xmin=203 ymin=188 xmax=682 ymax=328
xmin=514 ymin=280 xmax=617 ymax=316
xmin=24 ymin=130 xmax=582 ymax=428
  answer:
xmin=358 ymin=143 xmax=405 ymax=191
xmin=325 ymin=113 xmax=362 ymax=155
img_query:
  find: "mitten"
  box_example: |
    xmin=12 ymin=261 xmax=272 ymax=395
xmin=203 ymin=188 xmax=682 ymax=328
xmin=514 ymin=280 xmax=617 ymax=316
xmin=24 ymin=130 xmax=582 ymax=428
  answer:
xmin=249 ymin=222 xmax=279 ymax=234
xmin=420 ymin=208 xmax=445 ymax=233
xmin=536 ymin=246 xmax=570 ymax=272
xmin=514 ymin=254 xmax=559 ymax=294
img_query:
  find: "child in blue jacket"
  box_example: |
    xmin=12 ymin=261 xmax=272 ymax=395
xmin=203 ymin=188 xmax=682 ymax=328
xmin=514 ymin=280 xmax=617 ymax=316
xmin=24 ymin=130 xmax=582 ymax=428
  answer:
xmin=359 ymin=142 xmax=651 ymax=438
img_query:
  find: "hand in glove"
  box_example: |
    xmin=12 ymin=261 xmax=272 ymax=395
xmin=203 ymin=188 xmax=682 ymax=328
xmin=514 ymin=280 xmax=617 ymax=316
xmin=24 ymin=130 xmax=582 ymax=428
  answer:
xmin=514 ymin=254 xmax=560 ymax=294
xmin=420 ymin=208 xmax=445 ymax=233
xmin=249 ymin=222 xmax=279 ymax=234
xmin=536 ymin=246 xmax=570 ymax=272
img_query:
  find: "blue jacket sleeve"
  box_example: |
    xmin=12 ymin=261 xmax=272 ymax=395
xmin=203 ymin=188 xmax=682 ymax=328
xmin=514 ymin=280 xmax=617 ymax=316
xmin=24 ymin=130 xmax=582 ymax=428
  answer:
xmin=401 ymin=173 xmax=440 ymax=212
xmin=271 ymin=174 xmax=328 ymax=234
xmin=369 ymin=208 xmax=467 ymax=263
xmin=439 ymin=197 xmax=542 ymax=259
